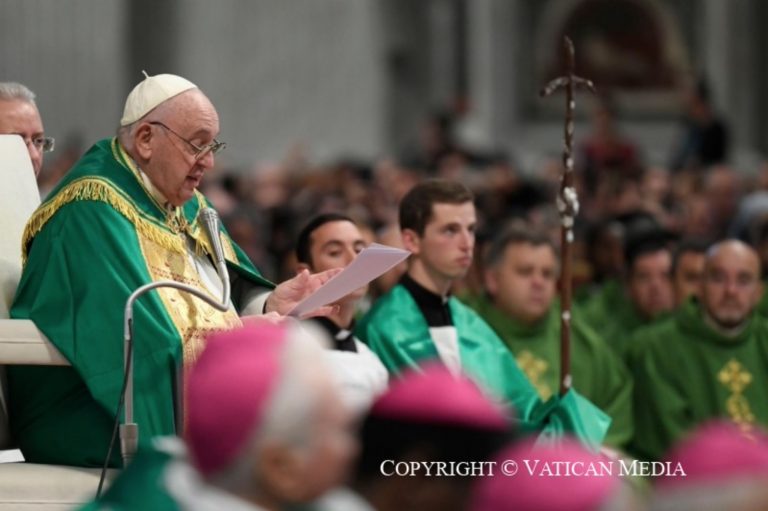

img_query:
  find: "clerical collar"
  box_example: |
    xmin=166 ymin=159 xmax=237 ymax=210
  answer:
xmin=702 ymin=310 xmax=749 ymax=338
xmin=400 ymin=273 xmax=453 ymax=327
xmin=312 ymin=317 xmax=358 ymax=352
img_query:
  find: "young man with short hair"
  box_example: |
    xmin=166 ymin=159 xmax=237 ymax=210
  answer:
xmin=295 ymin=213 xmax=388 ymax=411
xmin=356 ymin=179 xmax=608 ymax=443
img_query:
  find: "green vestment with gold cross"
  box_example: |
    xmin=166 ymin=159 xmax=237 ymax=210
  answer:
xmin=8 ymin=138 xmax=273 ymax=467
xmin=467 ymin=294 xmax=634 ymax=449
xmin=628 ymin=299 xmax=768 ymax=461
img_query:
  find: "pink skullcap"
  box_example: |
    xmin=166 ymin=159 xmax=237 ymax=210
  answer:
xmin=185 ymin=320 xmax=287 ymax=477
xmin=370 ymin=363 xmax=509 ymax=431
xmin=656 ymin=421 xmax=768 ymax=489
xmin=470 ymin=438 xmax=620 ymax=511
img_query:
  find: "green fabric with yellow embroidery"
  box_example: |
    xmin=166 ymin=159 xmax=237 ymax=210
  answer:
xmin=8 ymin=138 xmax=272 ymax=467
xmin=628 ymin=299 xmax=768 ymax=460
xmin=467 ymin=294 xmax=634 ymax=449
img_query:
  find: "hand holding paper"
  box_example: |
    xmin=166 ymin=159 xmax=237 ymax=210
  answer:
xmin=288 ymin=243 xmax=410 ymax=317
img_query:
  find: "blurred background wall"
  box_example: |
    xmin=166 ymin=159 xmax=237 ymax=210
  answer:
xmin=1 ymin=0 xmax=766 ymax=172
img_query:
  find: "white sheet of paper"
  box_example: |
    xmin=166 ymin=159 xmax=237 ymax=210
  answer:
xmin=288 ymin=243 xmax=410 ymax=317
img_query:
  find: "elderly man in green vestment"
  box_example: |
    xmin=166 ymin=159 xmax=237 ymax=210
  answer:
xmin=355 ymin=179 xmax=609 ymax=444
xmin=467 ymin=226 xmax=634 ymax=449
xmin=8 ymin=73 xmax=337 ymax=467
xmin=629 ymin=240 xmax=768 ymax=460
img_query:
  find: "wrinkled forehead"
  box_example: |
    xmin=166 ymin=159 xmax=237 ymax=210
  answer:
xmin=160 ymin=89 xmax=219 ymax=130
xmin=0 ymin=99 xmax=43 ymax=132
xmin=706 ymin=249 xmax=761 ymax=276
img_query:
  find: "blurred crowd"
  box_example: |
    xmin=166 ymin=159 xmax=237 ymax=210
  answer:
xmin=32 ymin=77 xmax=747 ymax=298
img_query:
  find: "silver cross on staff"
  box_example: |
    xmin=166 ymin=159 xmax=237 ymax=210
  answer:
xmin=539 ymin=36 xmax=596 ymax=396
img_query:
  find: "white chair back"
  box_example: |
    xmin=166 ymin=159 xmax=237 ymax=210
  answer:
xmin=0 ymin=135 xmax=39 ymax=318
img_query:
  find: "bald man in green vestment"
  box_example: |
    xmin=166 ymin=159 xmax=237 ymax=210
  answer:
xmin=629 ymin=240 xmax=768 ymax=460
xmin=467 ymin=227 xmax=633 ymax=449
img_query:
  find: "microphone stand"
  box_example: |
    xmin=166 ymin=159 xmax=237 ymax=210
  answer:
xmin=120 ymin=209 xmax=230 ymax=466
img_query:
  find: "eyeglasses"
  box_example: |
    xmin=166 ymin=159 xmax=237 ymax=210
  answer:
xmin=148 ymin=121 xmax=226 ymax=159
xmin=26 ymin=136 xmax=55 ymax=153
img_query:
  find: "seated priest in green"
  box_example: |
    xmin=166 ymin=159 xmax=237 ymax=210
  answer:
xmin=671 ymin=238 xmax=709 ymax=308
xmin=8 ymin=73 xmax=337 ymax=467
xmin=580 ymin=230 xmax=675 ymax=357
xmin=355 ymin=179 xmax=610 ymax=446
xmin=466 ymin=226 xmax=634 ymax=449
xmin=628 ymin=240 xmax=768 ymax=461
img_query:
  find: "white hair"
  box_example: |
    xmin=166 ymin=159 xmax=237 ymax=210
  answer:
xmin=116 ymin=89 xmax=195 ymax=146
xmin=207 ymin=321 xmax=334 ymax=493
xmin=0 ymin=82 xmax=36 ymax=104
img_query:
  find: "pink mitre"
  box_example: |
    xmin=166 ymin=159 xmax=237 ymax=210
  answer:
xmin=656 ymin=420 xmax=768 ymax=489
xmin=370 ymin=362 xmax=511 ymax=431
xmin=185 ymin=320 xmax=288 ymax=477
xmin=469 ymin=438 xmax=621 ymax=511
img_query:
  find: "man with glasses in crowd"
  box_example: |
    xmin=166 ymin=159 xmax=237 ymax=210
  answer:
xmin=8 ymin=73 xmax=337 ymax=467
xmin=0 ymin=81 xmax=54 ymax=177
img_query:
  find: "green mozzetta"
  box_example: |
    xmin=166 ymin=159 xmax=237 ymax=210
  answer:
xmin=355 ymin=284 xmax=611 ymax=447
xmin=468 ymin=294 xmax=634 ymax=449
xmin=8 ymin=138 xmax=273 ymax=467
xmin=628 ymin=299 xmax=768 ymax=461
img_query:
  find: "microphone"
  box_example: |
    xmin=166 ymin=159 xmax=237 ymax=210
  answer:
xmin=199 ymin=207 xmax=230 ymax=306
xmin=199 ymin=207 xmax=225 ymax=266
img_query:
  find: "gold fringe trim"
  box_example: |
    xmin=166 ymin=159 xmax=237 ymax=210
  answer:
xmin=22 ymin=178 xmax=185 ymax=265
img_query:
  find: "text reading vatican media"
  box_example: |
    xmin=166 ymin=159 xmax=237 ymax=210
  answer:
xmin=379 ymin=459 xmax=686 ymax=478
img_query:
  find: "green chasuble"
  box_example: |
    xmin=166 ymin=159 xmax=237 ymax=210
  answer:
xmin=757 ymin=283 xmax=768 ymax=317
xmin=8 ymin=138 xmax=273 ymax=467
xmin=578 ymin=279 xmax=651 ymax=357
xmin=355 ymin=284 xmax=610 ymax=447
xmin=628 ymin=299 xmax=768 ymax=461
xmin=468 ymin=295 xmax=634 ymax=449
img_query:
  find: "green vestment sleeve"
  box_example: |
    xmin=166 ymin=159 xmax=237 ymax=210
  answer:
xmin=10 ymin=200 xmax=182 ymax=466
